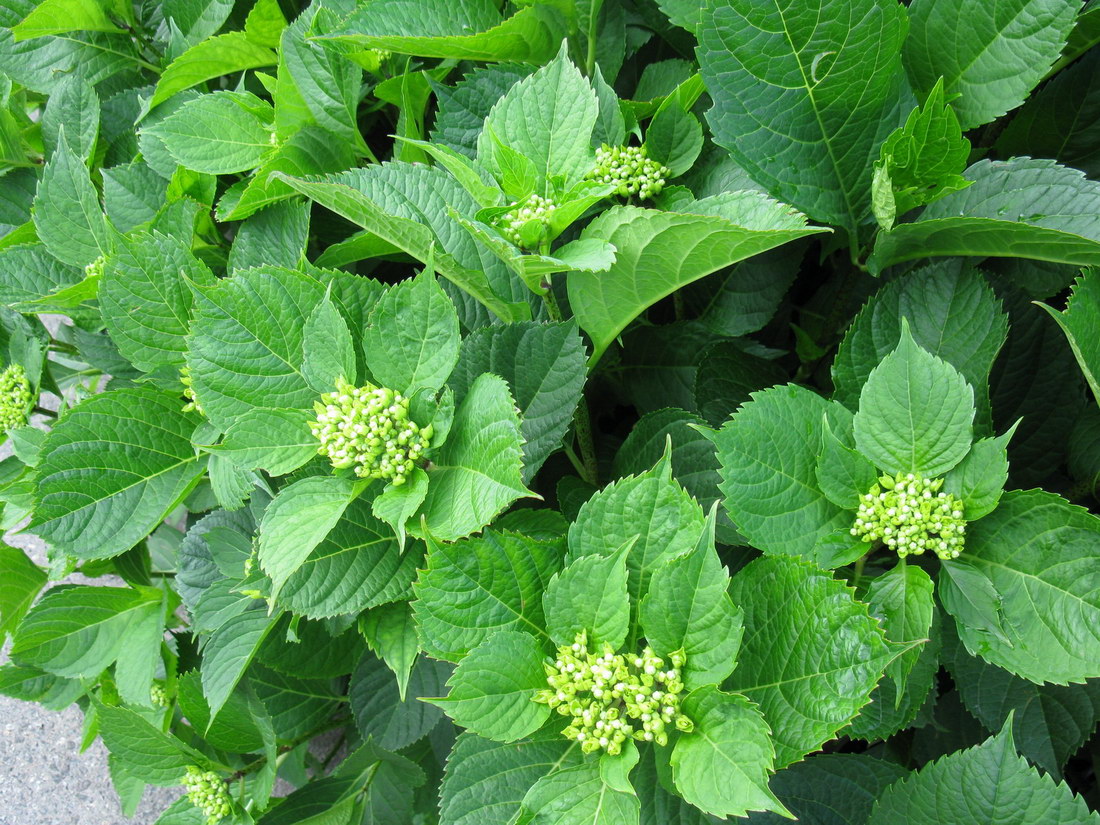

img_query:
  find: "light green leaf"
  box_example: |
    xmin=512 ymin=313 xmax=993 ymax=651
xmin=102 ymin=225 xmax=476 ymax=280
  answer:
xmin=187 ymin=266 xmax=325 ymax=430
xmin=360 ymin=602 xmax=419 ymax=701
xmin=33 ymin=131 xmax=114 ymax=267
xmin=865 ymin=561 xmax=935 ymax=693
xmin=11 ymin=584 xmax=160 ymax=678
xmin=477 ymin=44 xmax=597 ymax=190
xmin=416 ymin=373 xmax=533 ymax=542
xmin=947 ymin=490 xmax=1100 ymax=685
xmin=697 ymin=0 xmax=909 ymax=231
xmin=869 ymin=159 xmax=1100 ymax=273
xmin=543 ymin=540 xmax=630 ymax=650
xmin=671 ymin=686 xmax=788 ymax=819
xmin=451 ymin=322 xmax=587 ymax=482
xmin=207 ymin=408 xmax=317 ymax=477
xmin=428 ymin=630 xmax=550 ymax=743
xmin=201 ymin=607 xmax=279 ymax=720
xmin=303 ymin=293 xmax=356 ymax=392
xmin=96 ymin=701 xmax=206 ymax=786
xmin=163 ymin=0 xmax=235 ymax=48
xmin=32 ymin=388 xmax=206 ymax=560
xmin=815 ymin=418 xmax=879 ymax=510
xmin=939 ymin=557 xmax=1012 ymax=651
xmin=868 ymin=720 xmax=1100 ymax=825
xmin=150 ymin=91 xmax=273 ymax=175
xmin=440 ymin=732 xmax=582 ymax=825
xmin=727 ymin=556 xmax=892 ymax=767
xmin=518 ymin=760 xmax=640 ymax=825
xmin=1037 ymin=268 xmax=1100 ymax=405
xmin=854 ymin=321 xmax=976 ymax=477
xmin=102 ymin=162 xmax=167 ymax=234
xmin=364 ymin=270 xmax=459 ymax=395
xmin=151 ymin=31 xmax=277 ymax=108
xmin=571 ymin=199 xmax=823 ymax=363
xmin=0 ymin=244 xmax=84 ymax=309
xmin=943 ymin=424 xmax=1017 ymax=520
xmin=13 ymin=0 xmax=123 ymax=39
xmin=640 ymin=509 xmax=743 ymax=689
xmin=244 ymin=0 xmax=285 ymax=47
xmin=0 ymin=544 xmax=45 ymax=643
xmin=414 ymin=529 xmax=562 ymax=661
xmin=712 ymin=383 xmax=853 ymax=557
xmin=904 ymin=0 xmax=1076 ymax=130
xmin=278 ymin=493 xmax=419 ymax=620
xmin=227 ymin=199 xmax=310 ymax=271
xmin=258 ymin=475 xmax=360 ymax=600
xmin=325 ymin=0 xmax=566 ymax=63
xmin=42 ymin=73 xmax=99 ymax=162
xmin=644 ymin=101 xmax=702 ymax=178
xmin=100 ymin=230 xmax=214 ymax=374
xmin=371 ymin=467 xmax=428 ymax=550
xmin=430 ymin=63 xmax=533 ymax=158
xmin=113 ymin=587 xmax=165 ymax=708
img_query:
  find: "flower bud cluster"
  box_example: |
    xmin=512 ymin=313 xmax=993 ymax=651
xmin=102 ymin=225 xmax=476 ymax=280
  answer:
xmin=180 ymin=366 xmax=202 ymax=414
xmin=84 ymin=255 xmax=105 ymax=280
xmin=182 ymin=766 xmax=232 ymax=824
xmin=587 ymin=144 xmax=670 ymax=200
xmin=310 ymin=376 xmax=431 ymax=485
xmin=149 ymin=682 xmax=170 ymax=708
xmin=850 ymin=472 xmax=966 ymax=560
xmin=533 ymin=631 xmax=692 ymax=754
xmin=496 ymin=193 xmax=556 ymax=247
xmin=0 ymin=363 xmax=32 ymax=430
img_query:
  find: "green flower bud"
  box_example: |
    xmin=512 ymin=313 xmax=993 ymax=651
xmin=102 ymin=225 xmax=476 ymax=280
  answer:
xmin=179 ymin=365 xmax=203 ymax=415
xmin=495 ymin=193 xmax=557 ymax=248
xmin=182 ymin=766 xmax=233 ymax=824
xmin=149 ymin=682 xmax=170 ymax=708
xmin=850 ymin=471 xmax=966 ymax=560
xmin=0 ymin=364 xmax=33 ymax=430
xmin=586 ymin=144 xmax=670 ymax=201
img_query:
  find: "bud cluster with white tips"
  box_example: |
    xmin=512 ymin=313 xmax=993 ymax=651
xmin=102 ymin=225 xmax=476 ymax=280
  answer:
xmin=180 ymin=365 xmax=202 ymax=414
xmin=310 ymin=376 xmax=432 ymax=486
xmin=587 ymin=144 xmax=670 ymax=200
xmin=850 ymin=471 xmax=966 ymax=559
xmin=495 ymin=193 xmax=557 ymax=247
xmin=0 ymin=363 xmax=32 ymax=431
xmin=533 ymin=631 xmax=692 ymax=755
xmin=149 ymin=682 xmax=170 ymax=708
xmin=182 ymin=766 xmax=232 ymax=824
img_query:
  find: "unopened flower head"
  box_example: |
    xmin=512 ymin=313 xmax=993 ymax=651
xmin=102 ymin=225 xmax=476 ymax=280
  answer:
xmin=850 ymin=471 xmax=966 ymax=560
xmin=533 ymin=630 xmax=692 ymax=754
xmin=496 ymin=193 xmax=556 ymax=248
xmin=149 ymin=682 xmax=170 ymax=708
xmin=310 ymin=376 xmax=432 ymax=486
xmin=0 ymin=363 xmax=32 ymax=430
xmin=182 ymin=766 xmax=232 ymax=824
xmin=180 ymin=366 xmax=202 ymax=414
xmin=587 ymin=144 xmax=670 ymax=201
xmin=84 ymin=255 xmax=105 ymax=280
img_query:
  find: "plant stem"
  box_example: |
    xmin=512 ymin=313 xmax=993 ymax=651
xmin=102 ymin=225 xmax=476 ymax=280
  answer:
xmin=852 ymin=554 xmax=867 ymax=591
xmin=573 ymin=397 xmax=598 ymax=486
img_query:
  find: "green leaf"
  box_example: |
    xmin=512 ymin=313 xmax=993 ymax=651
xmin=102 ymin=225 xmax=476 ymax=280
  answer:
xmin=670 ymin=686 xmax=788 ymax=819
xmin=869 ymin=159 xmax=1100 ymax=273
xmin=33 ymin=131 xmax=113 ymax=267
xmin=163 ymin=0 xmax=235 ymax=48
xmin=102 ymin=162 xmax=167 ymax=234
xmin=476 ymin=45 xmax=597 ymax=190
xmin=10 ymin=584 xmax=160 ymax=678
xmin=278 ymin=493 xmax=419 ymax=620
xmin=417 ymin=373 xmax=533 ymax=542
xmin=452 ymin=322 xmax=586 ymax=482
xmin=96 ymin=701 xmax=206 ymax=786
xmin=0 ymin=244 xmax=84 ymax=309
xmin=815 ymin=418 xmax=879 ymax=510
xmin=32 ymin=388 xmax=206 ymax=560
xmin=865 ymin=561 xmax=935 ymax=693
xmin=567 ymin=452 xmax=705 ymax=633
xmin=201 ymin=606 xmax=279 ymax=720
xmin=697 ymin=0 xmax=909 ymax=231
xmin=350 ymin=654 xmax=449 ymax=751
xmin=876 ymin=78 xmax=972 ymax=217
xmin=41 ymin=73 xmax=99 ymax=162
xmin=360 ymin=602 xmax=419 ymax=701
xmin=0 ymin=544 xmax=44 ymax=643
xmin=938 ymin=558 xmax=1012 ymax=650
xmin=150 ymin=91 xmax=273 ymax=175
xmin=228 ymin=199 xmax=310 ymax=271
xmin=867 ymin=720 xmax=1100 ymax=825
xmin=518 ymin=760 xmax=640 ymax=825
xmin=100 ymin=230 xmax=214 ymax=374
xmin=712 ymin=383 xmax=852 ymax=557
xmin=151 ymin=31 xmax=277 ymax=108
xmin=440 ymin=732 xmax=582 ymax=825
xmin=431 ymin=63 xmax=532 ymax=158
xmin=1037 ymin=268 xmax=1100 ymax=405
xmin=258 ymin=475 xmax=361 ymax=600
xmin=13 ymin=0 xmax=123 ymax=39
xmin=644 ymin=100 xmax=702 ymax=178
xmin=904 ymin=0 xmax=1076 ymax=130
xmin=326 ymin=0 xmax=566 ymax=63
xmin=428 ymin=630 xmax=550 ymax=742
xmin=727 ymin=556 xmax=892 ymax=767
xmin=114 ymin=587 xmax=166 ymax=707
xmin=572 ymin=199 xmax=823 ymax=363
xmin=176 ymin=671 xmax=265 ymax=753
xmin=187 ymin=266 xmax=326 ymax=429
xmin=946 ymin=490 xmax=1100 ymax=685
xmin=208 ymin=408 xmax=317 ymax=477
xmin=302 ymin=293 xmax=356 ymax=392
xmin=853 ymin=321 xmax=976 ymax=477
xmin=943 ymin=423 xmax=1017 ymax=520
xmin=831 ymin=262 xmax=1008 ymax=434
xmin=543 ymin=539 xmax=630 ymax=651
xmin=414 ymin=529 xmax=561 ymax=661
xmin=363 ymin=270 xmax=459 ymax=395
xmin=639 ymin=508 xmax=743 ymax=689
